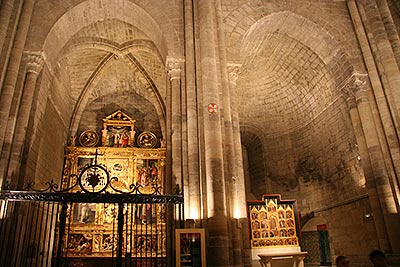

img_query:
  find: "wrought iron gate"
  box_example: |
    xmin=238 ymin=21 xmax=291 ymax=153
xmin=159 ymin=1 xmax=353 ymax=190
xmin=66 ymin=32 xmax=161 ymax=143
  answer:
xmin=0 ymin=175 xmax=183 ymax=267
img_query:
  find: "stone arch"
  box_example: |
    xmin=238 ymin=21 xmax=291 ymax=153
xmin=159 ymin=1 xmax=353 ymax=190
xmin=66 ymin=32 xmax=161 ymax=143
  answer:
xmin=235 ymin=10 xmax=358 ymax=196
xmin=241 ymin=11 xmax=342 ymax=65
xmin=41 ymin=3 xmax=169 ymax=139
xmin=57 ymin=33 xmax=165 ymax=64
xmin=42 ymin=0 xmax=169 ymax=68
xmin=59 ymin=37 xmax=166 ymax=136
xmin=236 ymin=10 xmax=354 ymax=137
xmin=69 ymin=52 xmax=166 ymax=137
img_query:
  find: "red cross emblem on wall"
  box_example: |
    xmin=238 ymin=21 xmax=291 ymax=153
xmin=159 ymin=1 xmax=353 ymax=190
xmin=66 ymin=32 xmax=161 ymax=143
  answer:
xmin=207 ymin=103 xmax=218 ymax=114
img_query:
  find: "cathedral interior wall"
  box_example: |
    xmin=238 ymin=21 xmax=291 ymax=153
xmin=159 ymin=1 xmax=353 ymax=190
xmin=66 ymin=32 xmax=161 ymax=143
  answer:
xmin=0 ymin=0 xmax=399 ymax=266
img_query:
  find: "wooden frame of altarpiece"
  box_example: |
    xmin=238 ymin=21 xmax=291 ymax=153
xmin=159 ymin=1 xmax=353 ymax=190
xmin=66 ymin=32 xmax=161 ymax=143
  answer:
xmin=247 ymin=194 xmax=300 ymax=249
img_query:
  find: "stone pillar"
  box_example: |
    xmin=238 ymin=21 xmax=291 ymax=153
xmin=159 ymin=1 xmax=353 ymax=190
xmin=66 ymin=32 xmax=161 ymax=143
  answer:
xmin=375 ymin=0 xmax=400 ymax=66
xmin=357 ymin=0 xmax=400 ymax=136
xmin=347 ymin=0 xmax=400 ymax=214
xmin=0 ymin=0 xmax=15 ymax=58
xmin=342 ymin=76 xmax=390 ymax=251
xmin=197 ymin=0 xmax=230 ymax=265
xmin=0 ymin=0 xmax=36 ymax=157
xmin=229 ymin=64 xmax=252 ymax=267
xmin=167 ymin=59 xmax=183 ymax=191
xmin=351 ymin=73 xmax=400 ymax=252
xmin=213 ymin=1 xmax=244 ymax=265
xmin=4 ymin=52 xmax=43 ymax=186
xmin=184 ymin=0 xmax=201 ymax=222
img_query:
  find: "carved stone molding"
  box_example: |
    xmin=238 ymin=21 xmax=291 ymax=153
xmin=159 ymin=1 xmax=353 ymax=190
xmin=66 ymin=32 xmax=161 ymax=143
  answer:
xmin=25 ymin=52 xmax=44 ymax=74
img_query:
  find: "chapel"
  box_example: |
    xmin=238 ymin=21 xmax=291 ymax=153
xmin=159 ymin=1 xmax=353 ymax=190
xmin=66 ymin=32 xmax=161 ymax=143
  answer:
xmin=0 ymin=0 xmax=399 ymax=267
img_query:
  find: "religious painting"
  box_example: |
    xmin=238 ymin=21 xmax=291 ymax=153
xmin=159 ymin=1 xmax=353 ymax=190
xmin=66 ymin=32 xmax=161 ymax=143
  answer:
xmin=102 ymin=234 xmax=118 ymax=251
xmin=176 ymin=229 xmax=206 ymax=267
xmin=104 ymin=127 xmax=132 ymax=147
xmin=135 ymin=159 xmax=159 ymax=187
xmin=137 ymin=131 xmax=158 ymax=148
xmin=106 ymin=158 xmax=130 ymax=191
xmin=68 ymin=234 xmax=93 ymax=254
xmin=79 ymin=130 xmax=99 ymax=147
xmin=101 ymin=110 xmax=136 ymax=147
xmin=102 ymin=203 xmax=117 ymax=224
xmin=134 ymin=234 xmax=158 ymax=254
xmin=247 ymin=195 xmax=299 ymax=248
xmin=72 ymin=203 xmax=97 ymax=224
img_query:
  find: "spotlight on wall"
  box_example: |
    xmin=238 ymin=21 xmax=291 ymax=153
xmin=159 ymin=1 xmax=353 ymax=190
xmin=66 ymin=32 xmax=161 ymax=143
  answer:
xmin=364 ymin=213 xmax=373 ymax=219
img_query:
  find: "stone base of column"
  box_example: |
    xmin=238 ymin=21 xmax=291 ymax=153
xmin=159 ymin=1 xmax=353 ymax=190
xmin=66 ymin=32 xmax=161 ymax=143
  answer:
xmin=207 ymin=216 xmax=231 ymax=267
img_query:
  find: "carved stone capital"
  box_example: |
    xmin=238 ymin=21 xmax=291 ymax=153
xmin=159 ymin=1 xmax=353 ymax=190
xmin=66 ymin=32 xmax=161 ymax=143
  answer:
xmin=351 ymin=72 xmax=369 ymax=94
xmin=166 ymin=57 xmax=184 ymax=81
xmin=168 ymin=68 xmax=181 ymax=81
xmin=227 ymin=63 xmax=242 ymax=84
xmin=25 ymin=52 xmax=44 ymax=74
xmin=345 ymin=93 xmax=357 ymax=110
xmin=342 ymin=71 xmax=370 ymax=106
xmin=350 ymin=72 xmax=370 ymax=104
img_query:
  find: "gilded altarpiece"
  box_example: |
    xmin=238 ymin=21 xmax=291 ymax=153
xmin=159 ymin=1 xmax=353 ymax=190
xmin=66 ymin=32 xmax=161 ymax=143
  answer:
xmin=60 ymin=111 xmax=166 ymax=259
xmin=248 ymin=195 xmax=299 ymax=248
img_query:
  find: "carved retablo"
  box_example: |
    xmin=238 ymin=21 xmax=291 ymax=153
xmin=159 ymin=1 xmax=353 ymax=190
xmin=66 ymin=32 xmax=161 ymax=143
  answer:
xmin=60 ymin=110 xmax=167 ymax=258
xmin=248 ymin=195 xmax=299 ymax=248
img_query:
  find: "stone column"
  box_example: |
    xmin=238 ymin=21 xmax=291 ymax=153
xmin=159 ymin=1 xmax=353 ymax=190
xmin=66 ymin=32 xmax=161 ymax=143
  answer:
xmin=229 ymin=64 xmax=252 ymax=267
xmin=347 ymin=0 xmax=400 ymax=211
xmin=197 ymin=0 xmax=230 ymax=265
xmin=0 ymin=0 xmax=36 ymax=156
xmin=342 ymin=76 xmax=390 ymax=251
xmin=357 ymin=0 xmax=400 ymax=136
xmin=0 ymin=0 xmax=15 ymax=58
xmin=213 ymin=1 xmax=245 ymax=265
xmin=352 ymin=73 xmax=400 ymax=252
xmin=168 ymin=60 xmax=183 ymax=191
xmin=184 ymin=0 xmax=201 ymax=222
xmin=227 ymin=66 xmax=242 ymax=267
xmin=4 ymin=52 xmax=43 ymax=186
xmin=375 ymin=0 xmax=400 ymax=66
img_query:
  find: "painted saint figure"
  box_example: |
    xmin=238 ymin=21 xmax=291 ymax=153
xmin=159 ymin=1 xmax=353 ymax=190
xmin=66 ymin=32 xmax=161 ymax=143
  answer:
xmin=108 ymin=132 xmax=115 ymax=147
xmin=121 ymin=132 xmax=129 ymax=147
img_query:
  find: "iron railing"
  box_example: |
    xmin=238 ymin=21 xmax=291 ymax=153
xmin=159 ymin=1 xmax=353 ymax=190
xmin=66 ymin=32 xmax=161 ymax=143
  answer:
xmin=0 ymin=169 xmax=184 ymax=267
